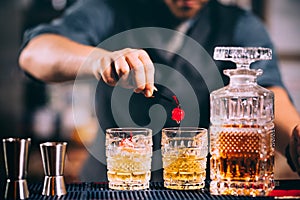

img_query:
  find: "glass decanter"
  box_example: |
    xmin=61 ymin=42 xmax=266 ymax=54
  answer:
xmin=209 ymin=47 xmax=275 ymax=196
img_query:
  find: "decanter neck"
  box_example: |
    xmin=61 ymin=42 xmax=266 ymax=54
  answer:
xmin=229 ymin=75 xmax=257 ymax=86
xmin=224 ymin=68 xmax=263 ymax=86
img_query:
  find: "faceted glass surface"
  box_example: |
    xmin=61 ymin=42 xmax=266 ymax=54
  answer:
xmin=210 ymin=47 xmax=275 ymax=196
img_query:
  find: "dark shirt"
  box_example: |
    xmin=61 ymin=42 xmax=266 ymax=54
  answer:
xmin=21 ymin=0 xmax=285 ymax=181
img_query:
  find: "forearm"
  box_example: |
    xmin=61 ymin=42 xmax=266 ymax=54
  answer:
xmin=19 ymin=34 xmax=101 ymax=82
xmin=268 ymin=86 xmax=300 ymax=155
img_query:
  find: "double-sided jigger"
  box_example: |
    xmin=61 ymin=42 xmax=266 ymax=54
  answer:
xmin=3 ymin=138 xmax=31 ymax=200
xmin=40 ymin=142 xmax=67 ymax=196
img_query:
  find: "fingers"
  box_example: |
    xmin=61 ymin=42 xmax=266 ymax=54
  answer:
xmin=292 ymin=125 xmax=300 ymax=171
xmin=97 ymin=48 xmax=155 ymax=97
xmin=114 ymin=56 xmax=132 ymax=87
xmin=138 ymin=51 xmax=155 ymax=97
xmin=97 ymin=55 xmax=117 ymax=86
xmin=291 ymin=124 xmax=300 ymax=175
xmin=125 ymin=51 xmax=146 ymax=93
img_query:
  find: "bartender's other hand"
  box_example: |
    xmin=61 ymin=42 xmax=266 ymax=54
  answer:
xmin=93 ymin=48 xmax=155 ymax=97
xmin=289 ymin=124 xmax=300 ymax=176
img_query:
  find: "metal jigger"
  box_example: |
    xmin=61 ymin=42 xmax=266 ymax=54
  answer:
xmin=3 ymin=138 xmax=31 ymax=200
xmin=40 ymin=142 xmax=67 ymax=196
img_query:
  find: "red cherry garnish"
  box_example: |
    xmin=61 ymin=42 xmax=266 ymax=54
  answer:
xmin=120 ymin=132 xmax=133 ymax=147
xmin=171 ymin=95 xmax=185 ymax=124
xmin=172 ymin=107 xmax=185 ymax=124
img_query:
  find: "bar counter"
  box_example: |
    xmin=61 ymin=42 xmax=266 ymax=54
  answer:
xmin=14 ymin=180 xmax=300 ymax=200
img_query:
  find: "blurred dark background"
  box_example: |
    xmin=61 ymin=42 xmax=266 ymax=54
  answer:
xmin=0 ymin=0 xmax=299 ymax=183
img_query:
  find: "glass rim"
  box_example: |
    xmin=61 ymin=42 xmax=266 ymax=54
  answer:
xmin=2 ymin=137 xmax=31 ymax=143
xmin=106 ymin=127 xmax=152 ymax=133
xmin=40 ymin=141 xmax=68 ymax=147
xmin=162 ymin=127 xmax=207 ymax=133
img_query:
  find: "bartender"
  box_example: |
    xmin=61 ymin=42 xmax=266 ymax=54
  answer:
xmin=18 ymin=0 xmax=300 ymax=181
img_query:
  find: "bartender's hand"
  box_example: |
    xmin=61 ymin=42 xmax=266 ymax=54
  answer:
xmin=19 ymin=34 xmax=155 ymax=97
xmin=92 ymin=48 xmax=155 ymax=98
xmin=289 ymin=124 xmax=300 ymax=175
